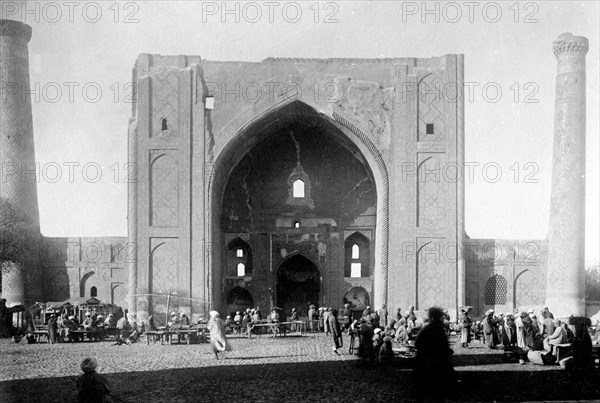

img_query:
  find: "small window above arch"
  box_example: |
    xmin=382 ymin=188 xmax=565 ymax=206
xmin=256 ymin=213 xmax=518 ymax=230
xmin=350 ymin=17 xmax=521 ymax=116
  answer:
xmin=161 ymin=118 xmax=168 ymax=131
xmin=293 ymin=179 xmax=305 ymax=198
xmin=352 ymin=244 xmax=359 ymax=259
xmin=90 ymin=286 xmax=97 ymax=297
xmin=236 ymin=249 xmax=243 ymax=258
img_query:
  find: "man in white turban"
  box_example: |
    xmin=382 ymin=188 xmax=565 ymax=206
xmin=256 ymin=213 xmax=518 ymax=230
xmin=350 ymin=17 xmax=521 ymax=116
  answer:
xmin=208 ymin=311 xmax=231 ymax=359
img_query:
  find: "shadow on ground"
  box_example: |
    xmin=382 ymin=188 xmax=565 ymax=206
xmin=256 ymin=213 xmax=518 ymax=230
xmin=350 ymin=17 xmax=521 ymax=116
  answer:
xmin=1 ymin=359 xmax=599 ymax=402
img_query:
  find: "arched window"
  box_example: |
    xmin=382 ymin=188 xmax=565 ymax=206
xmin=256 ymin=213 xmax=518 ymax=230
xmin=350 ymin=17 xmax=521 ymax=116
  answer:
xmin=345 ymin=233 xmax=370 ymax=278
xmin=485 ymin=274 xmax=508 ymax=305
xmin=90 ymin=286 xmax=97 ymax=297
xmin=293 ymin=179 xmax=305 ymax=198
xmin=294 ymin=221 xmax=300 ymax=228
xmin=227 ymin=238 xmax=252 ymax=276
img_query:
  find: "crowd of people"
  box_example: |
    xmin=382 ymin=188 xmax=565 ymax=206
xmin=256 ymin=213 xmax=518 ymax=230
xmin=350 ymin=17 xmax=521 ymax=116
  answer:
xmin=459 ymin=306 xmax=598 ymax=367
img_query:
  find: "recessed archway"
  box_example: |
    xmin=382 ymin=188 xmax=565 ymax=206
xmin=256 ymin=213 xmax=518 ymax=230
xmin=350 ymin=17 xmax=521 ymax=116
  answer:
xmin=276 ymin=254 xmax=320 ymax=317
xmin=207 ymin=99 xmax=389 ymax=313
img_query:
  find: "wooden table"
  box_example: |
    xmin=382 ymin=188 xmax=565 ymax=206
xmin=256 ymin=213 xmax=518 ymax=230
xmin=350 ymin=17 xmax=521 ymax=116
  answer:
xmin=70 ymin=329 xmax=99 ymax=341
xmin=146 ymin=327 xmax=208 ymax=345
xmin=305 ymin=320 xmax=320 ymax=332
xmin=247 ymin=323 xmax=283 ymax=338
xmin=280 ymin=321 xmax=306 ymax=334
xmin=145 ymin=330 xmax=171 ymax=345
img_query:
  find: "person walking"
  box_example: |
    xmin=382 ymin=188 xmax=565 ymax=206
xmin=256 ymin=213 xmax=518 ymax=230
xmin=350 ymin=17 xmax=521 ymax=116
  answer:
xmin=207 ymin=311 xmax=231 ymax=360
xmin=329 ymin=309 xmax=343 ymax=355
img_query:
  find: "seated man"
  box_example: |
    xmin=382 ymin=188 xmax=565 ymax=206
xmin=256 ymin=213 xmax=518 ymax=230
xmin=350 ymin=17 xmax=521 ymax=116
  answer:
xmin=394 ymin=318 xmax=409 ymax=344
xmin=544 ymin=318 xmax=567 ymax=354
xmin=104 ymin=313 xmax=117 ymax=328
xmin=69 ymin=316 xmax=82 ymax=342
xmin=58 ymin=314 xmax=71 ymax=341
xmin=116 ymin=314 xmax=131 ymax=338
xmin=82 ymin=313 xmax=97 ymax=340
xmin=233 ymin=311 xmax=242 ymax=324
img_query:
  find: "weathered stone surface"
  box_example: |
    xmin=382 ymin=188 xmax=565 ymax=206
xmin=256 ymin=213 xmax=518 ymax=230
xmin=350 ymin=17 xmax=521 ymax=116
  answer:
xmin=0 ymin=20 xmax=40 ymax=306
xmin=546 ymin=33 xmax=589 ymax=318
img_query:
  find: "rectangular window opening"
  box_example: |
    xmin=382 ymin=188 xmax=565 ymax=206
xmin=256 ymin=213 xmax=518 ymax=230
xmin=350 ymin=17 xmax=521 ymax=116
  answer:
xmin=426 ymin=123 xmax=434 ymax=135
xmin=350 ymin=263 xmax=362 ymax=278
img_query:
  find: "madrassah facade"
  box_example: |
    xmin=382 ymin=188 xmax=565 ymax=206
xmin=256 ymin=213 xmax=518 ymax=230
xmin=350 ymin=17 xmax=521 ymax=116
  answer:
xmin=0 ymin=20 xmax=589 ymax=323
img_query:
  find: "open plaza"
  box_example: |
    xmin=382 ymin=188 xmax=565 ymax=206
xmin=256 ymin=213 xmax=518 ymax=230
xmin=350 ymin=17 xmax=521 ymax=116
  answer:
xmin=1 ymin=330 xmax=600 ymax=402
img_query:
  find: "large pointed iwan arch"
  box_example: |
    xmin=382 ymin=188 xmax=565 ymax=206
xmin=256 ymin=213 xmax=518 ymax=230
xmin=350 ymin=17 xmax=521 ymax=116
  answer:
xmin=205 ymin=99 xmax=389 ymax=311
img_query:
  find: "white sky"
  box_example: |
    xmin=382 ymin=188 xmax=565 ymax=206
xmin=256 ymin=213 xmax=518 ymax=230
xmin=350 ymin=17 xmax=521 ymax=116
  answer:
xmin=3 ymin=1 xmax=599 ymax=263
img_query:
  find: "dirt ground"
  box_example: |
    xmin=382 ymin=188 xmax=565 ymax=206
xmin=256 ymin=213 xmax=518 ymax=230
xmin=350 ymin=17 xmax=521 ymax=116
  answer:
xmin=1 ymin=332 xmax=599 ymax=402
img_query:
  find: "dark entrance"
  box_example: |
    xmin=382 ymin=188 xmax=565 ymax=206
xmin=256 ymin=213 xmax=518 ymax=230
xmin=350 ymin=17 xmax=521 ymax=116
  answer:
xmin=276 ymin=254 xmax=320 ymax=318
xmin=226 ymin=286 xmax=254 ymax=318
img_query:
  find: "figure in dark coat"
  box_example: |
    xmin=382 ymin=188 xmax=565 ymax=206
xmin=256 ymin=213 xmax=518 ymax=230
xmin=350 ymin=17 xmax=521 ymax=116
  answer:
xmin=482 ymin=310 xmax=499 ymax=349
xmin=459 ymin=308 xmax=472 ymax=347
xmin=147 ymin=315 xmax=157 ymax=331
xmin=77 ymin=358 xmax=110 ymax=403
xmin=47 ymin=315 xmax=58 ymax=344
xmin=501 ymin=316 xmax=517 ymax=349
xmin=328 ymin=309 xmax=343 ymax=354
xmin=414 ymin=307 xmax=456 ymax=401
xmin=358 ymin=318 xmax=375 ymax=361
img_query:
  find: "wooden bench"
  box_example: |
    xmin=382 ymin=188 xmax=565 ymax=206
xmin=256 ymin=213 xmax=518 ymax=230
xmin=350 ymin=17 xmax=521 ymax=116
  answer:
xmin=33 ymin=330 xmax=49 ymax=343
xmin=145 ymin=331 xmax=170 ymax=345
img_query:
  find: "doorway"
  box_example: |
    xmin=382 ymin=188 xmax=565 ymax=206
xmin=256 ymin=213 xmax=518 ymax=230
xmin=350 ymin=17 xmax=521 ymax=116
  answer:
xmin=276 ymin=254 xmax=320 ymax=317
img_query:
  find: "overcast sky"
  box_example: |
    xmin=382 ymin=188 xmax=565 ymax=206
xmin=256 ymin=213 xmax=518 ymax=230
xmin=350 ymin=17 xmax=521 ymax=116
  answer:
xmin=3 ymin=1 xmax=599 ymax=263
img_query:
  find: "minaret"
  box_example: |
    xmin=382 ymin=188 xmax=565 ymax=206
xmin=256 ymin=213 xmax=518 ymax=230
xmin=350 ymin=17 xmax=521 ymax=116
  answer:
xmin=545 ymin=33 xmax=589 ymax=318
xmin=0 ymin=20 xmax=40 ymax=305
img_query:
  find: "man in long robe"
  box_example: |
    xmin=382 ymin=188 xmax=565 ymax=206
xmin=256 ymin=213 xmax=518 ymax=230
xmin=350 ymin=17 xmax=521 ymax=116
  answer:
xmin=47 ymin=315 xmax=58 ymax=344
xmin=328 ymin=309 xmax=343 ymax=355
xmin=208 ymin=311 xmax=231 ymax=359
xmin=459 ymin=307 xmax=472 ymax=347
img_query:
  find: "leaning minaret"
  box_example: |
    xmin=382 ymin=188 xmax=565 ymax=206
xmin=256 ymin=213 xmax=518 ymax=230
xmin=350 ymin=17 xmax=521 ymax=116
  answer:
xmin=545 ymin=33 xmax=589 ymax=318
xmin=0 ymin=20 xmax=40 ymax=305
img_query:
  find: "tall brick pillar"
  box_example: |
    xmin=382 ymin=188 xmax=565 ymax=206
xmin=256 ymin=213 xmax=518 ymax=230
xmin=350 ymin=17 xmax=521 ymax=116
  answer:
xmin=0 ymin=20 xmax=40 ymax=306
xmin=545 ymin=33 xmax=589 ymax=318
